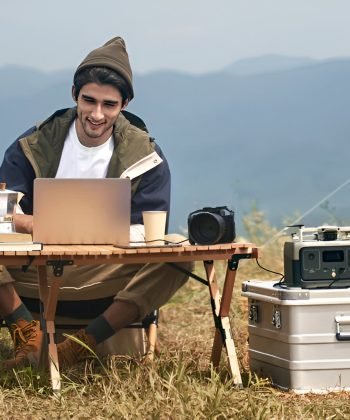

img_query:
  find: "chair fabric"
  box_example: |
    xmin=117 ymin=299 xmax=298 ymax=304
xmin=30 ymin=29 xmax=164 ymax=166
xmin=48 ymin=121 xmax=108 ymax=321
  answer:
xmin=1 ymin=295 xmax=158 ymax=358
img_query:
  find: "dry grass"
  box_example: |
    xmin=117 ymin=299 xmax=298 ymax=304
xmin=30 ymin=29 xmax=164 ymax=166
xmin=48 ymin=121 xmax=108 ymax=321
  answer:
xmin=0 ymin=212 xmax=350 ymax=418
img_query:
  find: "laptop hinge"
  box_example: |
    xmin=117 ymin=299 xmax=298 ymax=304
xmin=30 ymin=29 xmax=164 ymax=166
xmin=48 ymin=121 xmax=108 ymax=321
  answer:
xmin=47 ymin=260 xmax=74 ymax=277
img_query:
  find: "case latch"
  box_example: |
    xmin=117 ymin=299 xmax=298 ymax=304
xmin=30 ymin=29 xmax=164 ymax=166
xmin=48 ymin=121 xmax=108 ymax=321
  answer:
xmin=249 ymin=304 xmax=259 ymax=323
xmin=272 ymin=307 xmax=282 ymax=329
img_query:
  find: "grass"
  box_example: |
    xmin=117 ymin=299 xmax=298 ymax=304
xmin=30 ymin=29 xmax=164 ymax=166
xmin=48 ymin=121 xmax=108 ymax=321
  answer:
xmin=1 ymin=213 xmax=350 ymax=418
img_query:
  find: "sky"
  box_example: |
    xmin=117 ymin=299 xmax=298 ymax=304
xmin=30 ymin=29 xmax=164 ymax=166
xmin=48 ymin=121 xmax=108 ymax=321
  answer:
xmin=1 ymin=0 xmax=350 ymax=74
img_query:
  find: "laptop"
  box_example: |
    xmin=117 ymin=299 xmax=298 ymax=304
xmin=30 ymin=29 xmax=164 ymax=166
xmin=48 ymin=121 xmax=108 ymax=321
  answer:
xmin=33 ymin=178 xmax=131 ymax=245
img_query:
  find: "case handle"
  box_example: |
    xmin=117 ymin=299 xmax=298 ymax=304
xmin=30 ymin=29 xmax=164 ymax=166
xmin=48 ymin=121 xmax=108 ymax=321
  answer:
xmin=335 ymin=315 xmax=350 ymax=341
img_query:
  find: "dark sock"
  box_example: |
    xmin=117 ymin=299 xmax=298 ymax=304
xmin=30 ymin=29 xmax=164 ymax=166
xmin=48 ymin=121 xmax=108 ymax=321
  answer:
xmin=85 ymin=315 xmax=115 ymax=344
xmin=4 ymin=303 xmax=33 ymax=326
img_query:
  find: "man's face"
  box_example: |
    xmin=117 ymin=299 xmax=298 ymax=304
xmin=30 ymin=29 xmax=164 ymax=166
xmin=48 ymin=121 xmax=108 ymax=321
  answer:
xmin=74 ymin=82 xmax=127 ymax=147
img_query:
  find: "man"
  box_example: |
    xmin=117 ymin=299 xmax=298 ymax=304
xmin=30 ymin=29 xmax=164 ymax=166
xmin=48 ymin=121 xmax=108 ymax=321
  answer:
xmin=0 ymin=37 xmax=192 ymax=369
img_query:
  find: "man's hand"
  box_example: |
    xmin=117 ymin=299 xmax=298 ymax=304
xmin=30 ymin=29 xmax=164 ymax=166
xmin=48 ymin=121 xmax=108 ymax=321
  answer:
xmin=13 ymin=213 xmax=33 ymax=234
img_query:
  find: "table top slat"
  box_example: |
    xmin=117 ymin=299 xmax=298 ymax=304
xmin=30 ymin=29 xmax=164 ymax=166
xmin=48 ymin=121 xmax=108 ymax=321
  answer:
xmin=0 ymin=243 xmax=258 ymax=266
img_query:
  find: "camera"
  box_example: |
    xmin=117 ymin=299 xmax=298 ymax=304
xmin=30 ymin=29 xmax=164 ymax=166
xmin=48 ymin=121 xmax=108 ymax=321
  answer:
xmin=188 ymin=206 xmax=235 ymax=245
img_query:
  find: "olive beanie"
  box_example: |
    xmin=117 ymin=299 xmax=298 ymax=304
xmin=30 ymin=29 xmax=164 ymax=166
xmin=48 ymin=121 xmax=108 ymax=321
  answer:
xmin=74 ymin=37 xmax=134 ymax=100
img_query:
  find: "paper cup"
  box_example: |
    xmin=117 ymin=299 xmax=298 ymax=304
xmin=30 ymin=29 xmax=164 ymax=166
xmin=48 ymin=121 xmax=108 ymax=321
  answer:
xmin=142 ymin=211 xmax=167 ymax=246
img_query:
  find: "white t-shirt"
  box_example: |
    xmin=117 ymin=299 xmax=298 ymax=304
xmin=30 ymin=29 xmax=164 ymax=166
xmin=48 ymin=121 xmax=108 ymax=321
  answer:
xmin=54 ymin=121 xmax=145 ymax=242
xmin=55 ymin=122 xmax=114 ymax=178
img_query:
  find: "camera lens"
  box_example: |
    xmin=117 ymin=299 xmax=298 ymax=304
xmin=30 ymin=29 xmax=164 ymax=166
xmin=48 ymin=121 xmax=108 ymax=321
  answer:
xmin=188 ymin=212 xmax=225 ymax=245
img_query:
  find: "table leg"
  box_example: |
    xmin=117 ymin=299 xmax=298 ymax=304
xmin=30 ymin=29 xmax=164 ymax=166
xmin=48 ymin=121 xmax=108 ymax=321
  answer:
xmin=204 ymin=260 xmax=242 ymax=386
xmin=145 ymin=323 xmax=157 ymax=361
xmin=204 ymin=261 xmax=222 ymax=365
xmin=37 ymin=266 xmax=62 ymax=393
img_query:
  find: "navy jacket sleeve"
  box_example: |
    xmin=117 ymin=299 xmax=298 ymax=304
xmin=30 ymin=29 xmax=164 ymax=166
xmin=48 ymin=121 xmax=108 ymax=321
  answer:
xmin=0 ymin=127 xmax=37 ymax=214
xmin=130 ymin=143 xmax=171 ymax=227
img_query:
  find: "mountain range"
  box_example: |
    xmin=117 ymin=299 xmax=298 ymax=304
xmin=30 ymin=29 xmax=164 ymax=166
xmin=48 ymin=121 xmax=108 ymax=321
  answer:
xmin=1 ymin=55 xmax=350 ymax=234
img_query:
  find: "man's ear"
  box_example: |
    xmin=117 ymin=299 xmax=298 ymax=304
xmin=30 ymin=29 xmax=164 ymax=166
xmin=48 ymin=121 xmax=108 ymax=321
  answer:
xmin=72 ymin=86 xmax=77 ymax=103
xmin=122 ymin=99 xmax=129 ymax=110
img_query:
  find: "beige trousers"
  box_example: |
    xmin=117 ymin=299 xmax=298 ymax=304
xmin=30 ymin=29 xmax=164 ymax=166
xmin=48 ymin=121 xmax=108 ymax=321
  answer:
xmin=0 ymin=240 xmax=193 ymax=319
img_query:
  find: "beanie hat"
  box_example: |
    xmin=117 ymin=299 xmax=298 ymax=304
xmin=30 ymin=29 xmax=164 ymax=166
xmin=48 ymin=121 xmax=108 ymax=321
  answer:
xmin=74 ymin=37 xmax=134 ymax=100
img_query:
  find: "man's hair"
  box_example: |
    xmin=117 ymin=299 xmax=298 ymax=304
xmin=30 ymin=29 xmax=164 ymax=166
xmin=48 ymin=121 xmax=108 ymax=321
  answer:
xmin=73 ymin=67 xmax=131 ymax=105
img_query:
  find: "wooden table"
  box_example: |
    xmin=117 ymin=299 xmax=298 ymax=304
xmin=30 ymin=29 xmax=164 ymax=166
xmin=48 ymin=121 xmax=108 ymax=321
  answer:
xmin=0 ymin=242 xmax=258 ymax=392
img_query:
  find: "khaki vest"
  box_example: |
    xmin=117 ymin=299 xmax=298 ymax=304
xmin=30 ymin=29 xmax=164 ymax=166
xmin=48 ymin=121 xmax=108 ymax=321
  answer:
xmin=18 ymin=108 xmax=156 ymax=195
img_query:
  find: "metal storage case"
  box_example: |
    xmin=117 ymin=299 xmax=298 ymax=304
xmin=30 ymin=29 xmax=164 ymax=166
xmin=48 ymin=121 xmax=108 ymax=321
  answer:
xmin=241 ymin=279 xmax=350 ymax=393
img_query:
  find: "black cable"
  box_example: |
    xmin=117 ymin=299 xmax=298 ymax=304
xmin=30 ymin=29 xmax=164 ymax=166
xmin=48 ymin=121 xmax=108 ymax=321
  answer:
xmin=129 ymin=238 xmax=189 ymax=245
xmin=273 ymin=280 xmax=288 ymax=288
xmin=115 ymin=238 xmax=190 ymax=249
xmin=255 ymin=258 xmax=284 ymax=278
xmin=326 ymin=278 xmax=346 ymax=289
xmin=254 ymin=258 xmax=285 ymax=286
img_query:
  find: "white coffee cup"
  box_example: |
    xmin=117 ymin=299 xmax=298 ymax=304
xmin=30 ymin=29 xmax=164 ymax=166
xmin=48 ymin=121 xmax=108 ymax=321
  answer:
xmin=142 ymin=211 xmax=167 ymax=246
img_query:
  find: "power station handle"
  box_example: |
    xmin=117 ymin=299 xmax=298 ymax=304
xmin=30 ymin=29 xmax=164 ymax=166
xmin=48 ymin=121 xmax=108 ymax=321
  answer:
xmin=335 ymin=315 xmax=350 ymax=341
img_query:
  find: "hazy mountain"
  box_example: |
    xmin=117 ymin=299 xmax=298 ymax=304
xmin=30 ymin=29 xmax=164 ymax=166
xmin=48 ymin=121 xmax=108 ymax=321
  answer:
xmin=0 ymin=65 xmax=72 ymax=99
xmin=1 ymin=58 xmax=350 ymax=234
xmin=224 ymin=54 xmax=316 ymax=76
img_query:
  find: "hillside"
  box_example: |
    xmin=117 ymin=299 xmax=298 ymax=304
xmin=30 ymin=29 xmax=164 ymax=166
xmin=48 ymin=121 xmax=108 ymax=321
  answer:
xmin=1 ymin=57 xmax=350 ymax=233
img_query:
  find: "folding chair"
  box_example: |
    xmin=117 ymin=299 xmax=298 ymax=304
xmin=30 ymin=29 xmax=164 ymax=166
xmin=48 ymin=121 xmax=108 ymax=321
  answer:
xmin=26 ymin=296 xmax=159 ymax=357
xmin=1 ymin=294 xmax=159 ymax=360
